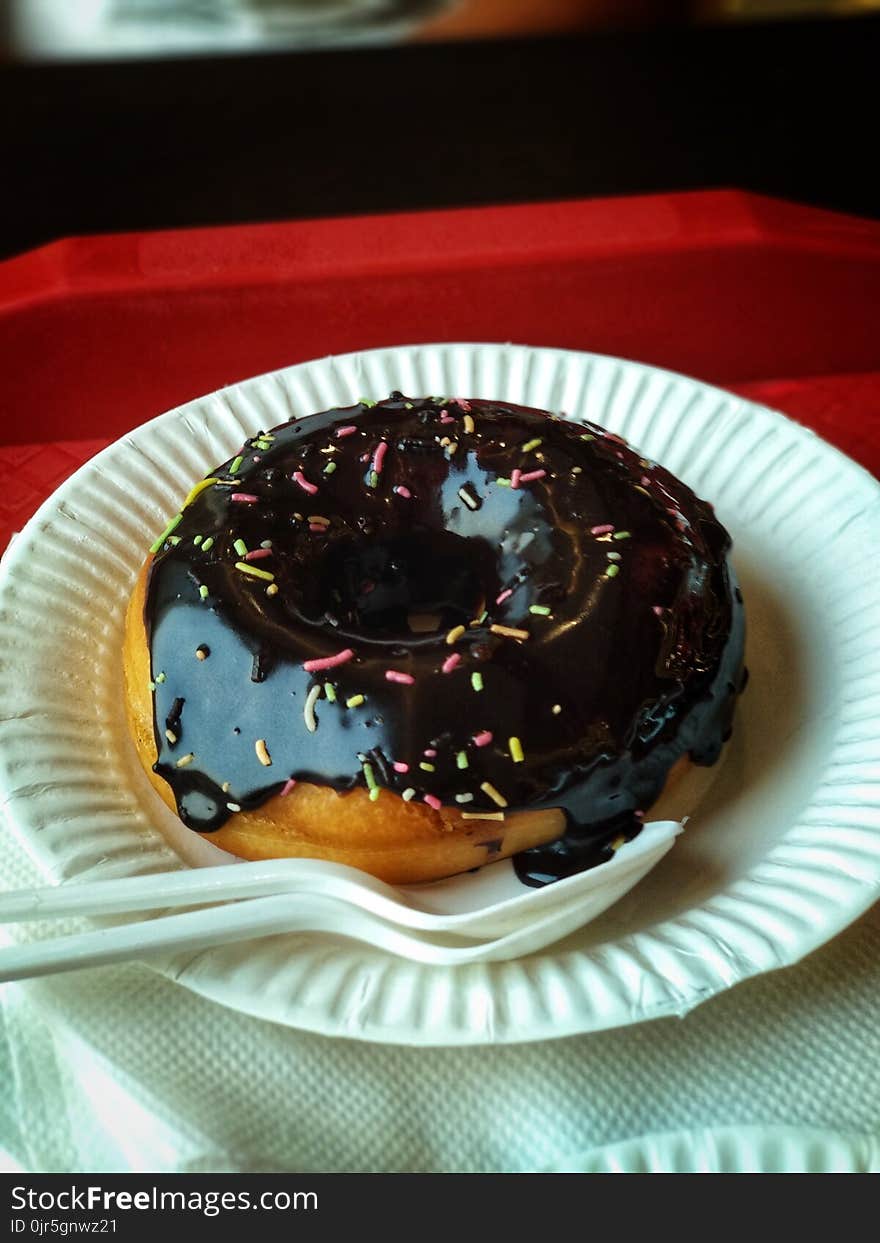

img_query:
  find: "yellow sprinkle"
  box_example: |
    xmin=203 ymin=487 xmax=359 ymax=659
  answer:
xmin=446 ymin=625 xmax=466 ymax=645
xmin=461 ymin=811 xmax=506 ymax=821
xmin=611 ymin=835 xmax=627 ymax=851
xmin=235 ymin=560 xmax=275 ymax=582
xmin=175 ymin=753 xmax=195 ymax=768
xmin=509 ymin=736 xmax=524 ymax=763
xmin=490 ymin=624 xmax=530 ymax=642
xmin=522 ymin=437 xmax=542 ymax=452
xmin=480 ymin=781 xmax=508 ymax=808
xmin=346 ymin=693 xmax=365 ymax=709
xmin=255 ymin=738 xmax=272 ymax=766
xmin=463 ymin=414 xmax=475 ymax=434
xmin=266 ymin=583 xmax=279 ymax=596
xmin=183 ymin=477 xmax=219 ymax=508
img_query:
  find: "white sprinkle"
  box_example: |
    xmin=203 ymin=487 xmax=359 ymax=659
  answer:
xmin=165 ymin=729 xmax=177 ymax=745
xmin=175 ymin=752 xmax=195 ymax=768
xmin=255 ymin=738 xmax=272 ymax=766
xmin=455 ymin=793 xmax=474 ymax=803
xmin=226 ymin=802 xmax=242 ymax=813
xmin=458 ymin=486 xmax=479 ymax=510
xmin=401 ymin=787 xmax=416 ymax=802
xmin=304 ymin=683 xmax=322 ymax=734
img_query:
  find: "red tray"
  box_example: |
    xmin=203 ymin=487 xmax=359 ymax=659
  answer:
xmin=2 ymin=189 xmax=879 ymax=551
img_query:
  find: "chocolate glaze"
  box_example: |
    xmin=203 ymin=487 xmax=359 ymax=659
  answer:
xmin=144 ymin=394 xmax=745 ymax=884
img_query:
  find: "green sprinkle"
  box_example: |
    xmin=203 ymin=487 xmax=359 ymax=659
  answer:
xmin=456 ymin=751 xmax=468 ymax=770
xmin=199 ymin=585 xmax=209 ymax=600
xmin=419 ymin=761 xmax=436 ymax=773
xmin=495 ymin=477 xmax=511 ymax=487
xmin=235 ymin=560 xmax=275 ymax=582
xmin=155 ymin=672 xmax=166 ymax=684
xmin=509 ymin=736 xmax=525 ymax=763
xmin=148 ymin=681 xmax=156 ymax=692
xmin=233 ymin=538 xmax=248 ymax=557
xmin=229 ymin=455 xmax=244 ymax=474
xmin=346 ymin=693 xmax=365 ymax=709
xmin=201 ymin=537 xmax=214 ymax=552
xmin=169 ymin=536 xmax=181 ymax=546
xmin=362 ymin=761 xmax=377 ymax=793
xmin=368 ymin=470 xmax=379 ymax=489
xmin=255 ymin=439 xmax=272 ymax=451
xmin=478 ymin=610 xmax=488 ymax=624
xmin=580 ymin=434 xmax=595 ymax=442
xmin=529 ymin=605 xmax=551 ymax=616
xmin=149 ymin=513 xmax=183 ymax=554
xmin=360 ymin=398 xmax=377 ymax=408
xmin=605 ymin=564 xmax=620 ymax=578
xmin=193 ymin=535 xmax=203 ymax=546
xmin=471 ymin=672 xmax=484 ymax=693
xmin=324 ymin=461 xmax=337 ymax=475
xmin=324 ymin=682 xmax=337 ymax=703
xmin=613 ymin=530 xmax=631 ymax=541
xmin=522 ymin=438 xmax=542 ymax=453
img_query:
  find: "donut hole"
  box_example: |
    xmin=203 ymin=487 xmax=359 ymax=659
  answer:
xmin=319 ymin=529 xmax=496 ymax=639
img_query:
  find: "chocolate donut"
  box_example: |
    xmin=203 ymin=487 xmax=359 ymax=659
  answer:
xmin=126 ymin=393 xmax=745 ymax=885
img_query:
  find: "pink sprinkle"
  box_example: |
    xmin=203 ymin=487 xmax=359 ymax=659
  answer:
xmin=293 ymin=471 xmax=318 ymax=495
xmin=495 ymin=588 xmax=513 ymax=605
xmin=439 ymin=412 xmax=455 ymax=424
xmin=394 ymin=485 xmax=412 ymax=499
xmin=423 ymin=748 xmax=437 ymax=758
xmin=252 ymin=456 xmax=261 ymax=463
xmin=280 ymin=778 xmax=297 ymax=797
xmin=336 ymin=426 xmax=358 ymax=438
xmin=473 ymin=730 xmax=493 ymax=747
xmin=652 ymin=605 xmax=665 ymax=616
xmin=385 ymin=670 xmax=415 ymax=685
xmin=423 ymin=794 xmax=442 ymax=811
xmin=455 ymin=399 xmax=472 ymax=412
xmin=393 ymin=761 xmax=410 ymax=774
xmin=245 ymin=548 xmax=272 ymax=560
xmin=591 ymin=524 xmax=614 ymax=535
xmin=231 ymin=492 xmax=258 ymax=503
xmin=510 ymin=469 xmax=522 ymax=489
xmin=309 ymin=523 xmax=327 ymax=533
xmin=641 ymin=475 xmax=651 ymax=486
xmin=373 ymin=441 xmax=388 ymax=474
xmin=441 ymin=653 xmax=461 ymax=674
xmin=303 ymin=648 xmax=354 ymax=673
xmin=519 ymin=469 xmax=546 ymax=484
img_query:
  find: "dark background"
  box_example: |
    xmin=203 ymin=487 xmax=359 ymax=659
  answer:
xmin=0 ymin=12 xmax=878 ymax=261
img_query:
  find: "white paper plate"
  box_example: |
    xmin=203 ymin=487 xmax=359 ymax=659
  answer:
xmin=1 ymin=343 xmax=879 ymax=1045
xmin=544 ymin=1126 xmax=880 ymax=1173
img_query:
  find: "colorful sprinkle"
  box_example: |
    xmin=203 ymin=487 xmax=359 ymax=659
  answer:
xmin=463 ymin=414 xmax=475 ymax=434
xmin=385 ymin=670 xmax=415 ymax=685
xmin=518 ymin=469 xmax=546 ymax=484
xmin=456 ymin=751 xmax=468 ymax=770
xmin=495 ymin=477 xmax=511 ymax=487
xmin=193 ymin=535 xmax=203 ymax=546
xmin=496 ymin=589 xmax=513 ymax=605
xmin=521 ymin=438 xmax=542 ymax=453
xmin=233 ymin=538 xmax=249 ymax=557
xmin=199 ymin=585 xmax=209 ymax=601
xmin=490 ymin=624 xmax=529 ymax=642
xmin=606 ymin=551 xmax=621 ymax=561
xmin=165 ymin=729 xmax=177 ymax=745
xmin=201 ymin=537 xmax=214 ymax=552
xmin=323 ymin=681 xmax=337 ymax=702
xmin=394 ymin=485 xmax=412 ymax=499
xmin=245 ymin=548 xmax=272 ymax=561
xmin=509 ymin=736 xmax=525 ymax=763
xmin=605 ymin=564 xmax=620 ymax=578
xmin=150 ymin=513 xmax=183 ymax=554
xmin=323 ymin=461 xmax=337 ymax=475
xmin=591 ymin=524 xmax=614 ymax=535
xmin=458 ymin=484 xmax=480 ymax=511
xmin=346 ymin=693 xmax=365 ymax=709
xmin=280 ymin=778 xmax=297 ymax=797
xmin=231 ymin=493 xmax=258 ymax=504
xmin=303 ymin=648 xmax=354 ymax=673
xmin=473 ymin=730 xmax=493 ymax=747
xmin=393 ymin=761 xmax=410 ymax=774
xmin=368 ymin=470 xmax=379 ymax=489
xmin=510 ymin=469 xmax=522 ymax=489
xmin=613 ymin=530 xmax=631 ymax=540
xmin=235 ymin=560 xmax=275 ymax=582
xmin=446 ymin=625 xmax=466 ymax=645
xmin=226 ymin=802 xmax=242 ymax=813
xmin=529 ymin=604 xmax=551 ymax=616
xmin=183 ymin=478 xmax=219 ymax=507
xmin=303 ymin=684 xmax=321 ymax=734
xmin=266 ymin=583 xmax=279 ymax=596
xmin=419 ymin=762 xmax=436 ymax=773
xmin=652 ymin=605 xmax=665 ymax=616
xmin=195 ymin=645 xmax=209 ymax=661
xmin=229 ymin=455 xmax=244 ymax=474
xmin=424 ymin=748 xmax=437 ymax=758
xmin=292 ymin=472 xmax=318 ymax=495
xmin=441 ymin=652 xmax=461 ymax=674
xmin=461 ymin=811 xmax=505 ymax=822
xmin=552 ymin=704 xmax=562 ymax=715
xmin=471 ymin=672 xmax=484 ymax=692
xmin=480 ymin=781 xmax=508 ymax=808
xmin=155 ymin=672 xmax=166 ymax=684
xmin=455 ymin=793 xmax=474 ymax=803
xmin=424 ymin=794 xmax=442 ymax=811
xmin=401 ymin=787 xmax=416 ymax=802
xmin=175 ymin=753 xmax=195 ymax=768
xmin=255 ymin=739 xmax=272 ymax=766
xmin=335 ymin=426 xmax=358 ymax=438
